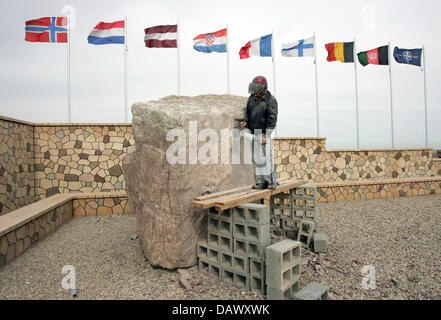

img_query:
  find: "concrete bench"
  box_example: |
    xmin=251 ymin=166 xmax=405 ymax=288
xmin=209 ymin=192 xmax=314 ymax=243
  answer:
xmin=0 ymin=192 xmax=132 ymax=268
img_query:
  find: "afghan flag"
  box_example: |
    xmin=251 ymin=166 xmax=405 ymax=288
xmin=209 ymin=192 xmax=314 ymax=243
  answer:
xmin=357 ymin=45 xmax=389 ymax=66
xmin=325 ymin=42 xmax=354 ymax=63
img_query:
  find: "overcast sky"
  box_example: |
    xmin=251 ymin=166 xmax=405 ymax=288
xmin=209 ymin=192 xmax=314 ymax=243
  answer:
xmin=0 ymin=0 xmax=440 ymax=150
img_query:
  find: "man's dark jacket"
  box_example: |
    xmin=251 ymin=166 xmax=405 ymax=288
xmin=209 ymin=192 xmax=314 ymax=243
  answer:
xmin=244 ymin=90 xmax=278 ymax=135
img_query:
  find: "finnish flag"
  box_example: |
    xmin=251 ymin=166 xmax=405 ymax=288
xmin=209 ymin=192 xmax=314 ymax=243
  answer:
xmin=282 ymin=37 xmax=314 ymax=57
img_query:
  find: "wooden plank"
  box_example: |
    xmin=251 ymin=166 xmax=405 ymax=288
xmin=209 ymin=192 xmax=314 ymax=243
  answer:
xmin=194 ymin=185 xmax=253 ymax=201
xmin=192 ymin=190 xmax=253 ymax=209
xmin=191 ymin=179 xmax=305 ymax=210
xmin=215 ymin=189 xmax=271 ymax=207
xmin=271 ymin=180 xmax=306 ymax=196
xmin=193 ymin=178 xmax=290 ymax=202
xmin=215 ymin=190 xmax=272 ymax=211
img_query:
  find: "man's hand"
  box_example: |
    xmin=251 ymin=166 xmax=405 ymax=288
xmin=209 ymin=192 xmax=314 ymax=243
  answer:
xmin=261 ymin=137 xmax=267 ymax=144
xmin=240 ymin=121 xmax=247 ymax=129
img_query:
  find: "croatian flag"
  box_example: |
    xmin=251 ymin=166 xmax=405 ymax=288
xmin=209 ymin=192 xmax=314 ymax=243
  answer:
xmin=88 ymin=20 xmax=125 ymax=45
xmin=193 ymin=28 xmax=227 ymax=53
xmin=282 ymin=37 xmax=314 ymax=57
xmin=25 ymin=17 xmax=68 ymax=43
xmin=239 ymin=34 xmax=272 ymax=59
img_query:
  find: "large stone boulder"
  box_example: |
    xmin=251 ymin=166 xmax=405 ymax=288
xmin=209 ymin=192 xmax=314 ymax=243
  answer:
xmin=123 ymin=95 xmax=254 ymax=269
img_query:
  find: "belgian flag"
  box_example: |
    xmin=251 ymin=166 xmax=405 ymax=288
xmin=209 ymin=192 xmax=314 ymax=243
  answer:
xmin=357 ymin=45 xmax=389 ymax=66
xmin=325 ymin=42 xmax=354 ymax=63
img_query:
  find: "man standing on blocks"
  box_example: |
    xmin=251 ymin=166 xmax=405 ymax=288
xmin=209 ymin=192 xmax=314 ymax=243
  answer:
xmin=240 ymin=76 xmax=278 ymax=190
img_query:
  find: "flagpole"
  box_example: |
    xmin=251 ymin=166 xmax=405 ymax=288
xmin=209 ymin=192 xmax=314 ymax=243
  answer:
xmin=271 ymin=29 xmax=277 ymax=137
xmin=176 ymin=20 xmax=181 ymax=95
xmin=354 ymin=38 xmax=360 ymax=150
xmin=422 ymin=45 xmax=428 ymax=148
xmin=226 ymin=24 xmax=231 ymax=94
xmin=67 ymin=14 xmax=71 ymax=123
xmin=124 ymin=16 xmax=128 ymax=123
xmin=388 ymin=41 xmax=395 ymax=148
xmin=314 ymin=32 xmax=320 ymax=138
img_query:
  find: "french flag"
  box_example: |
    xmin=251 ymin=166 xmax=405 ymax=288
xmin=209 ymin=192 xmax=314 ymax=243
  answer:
xmin=88 ymin=20 xmax=125 ymax=45
xmin=239 ymin=34 xmax=272 ymax=59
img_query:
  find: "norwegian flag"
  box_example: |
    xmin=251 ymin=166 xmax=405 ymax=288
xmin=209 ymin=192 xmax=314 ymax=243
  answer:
xmin=25 ymin=17 xmax=68 ymax=43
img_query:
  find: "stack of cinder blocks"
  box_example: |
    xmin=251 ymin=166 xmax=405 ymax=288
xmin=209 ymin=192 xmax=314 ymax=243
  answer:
xmin=265 ymin=239 xmax=301 ymax=299
xmin=197 ymin=203 xmax=270 ymax=294
xmin=270 ymin=186 xmax=327 ymax=253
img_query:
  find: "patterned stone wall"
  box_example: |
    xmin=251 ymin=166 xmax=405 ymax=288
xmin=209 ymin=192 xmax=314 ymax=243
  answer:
xmin=73 ymin=193 xmax=132 ymax=216
xmin=0 ymin=117 xmax=35 ymax=215
xmin=273 ymin=138 xmax=440 ymax=183
xmin=2 ymin=114 xmax=441 ymax=215
xmin=310 ymin=177 xmax=441 ymax=202
xmin=33 ymin=124 xmax=135 ymax=201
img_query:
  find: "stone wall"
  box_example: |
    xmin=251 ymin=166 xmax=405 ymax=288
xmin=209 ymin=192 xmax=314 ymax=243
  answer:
xmin=72 ymin=192 xmax=132 ymax=216
xmin=33 ymin=124 xmax=135 ymax=201
xmin=1 ymin=116 xmax=136 ymax=216
xmin=0 ymin=117 xmax=35 ymax=215
xmin=2 ymin=114 xmax=441 ymax=216
xmin=273 ymin=138 xmax=441 ymax=182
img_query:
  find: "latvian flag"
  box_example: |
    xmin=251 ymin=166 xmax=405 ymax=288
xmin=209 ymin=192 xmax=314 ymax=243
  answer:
xmin=25 ymin=17 xmax=68 ymax=43
xmin=144 ymin=25 xmax=177 ymax=48
xmin=357 ymin=45 xmax=389 ymax=66
xmin=325 ymin=42 xmax=354 ymax=63
xmin=88 ymin=20 xmax=125 ymax=45
xmin=193 ymin=28 xmax=227 ymax=53
xmin=239 ymin=34 xmax=272 ymax=59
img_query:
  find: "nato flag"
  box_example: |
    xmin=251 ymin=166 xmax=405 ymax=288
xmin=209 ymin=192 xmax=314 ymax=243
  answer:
xmin=393 ymin=47 xmax=422 ymax=67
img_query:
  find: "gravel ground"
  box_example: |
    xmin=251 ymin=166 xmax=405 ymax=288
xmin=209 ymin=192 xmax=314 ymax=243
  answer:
xmin=0 ymin=194 xmax=440 ymax=300
xmin=301 ymin=194 xmax=441 ymax=300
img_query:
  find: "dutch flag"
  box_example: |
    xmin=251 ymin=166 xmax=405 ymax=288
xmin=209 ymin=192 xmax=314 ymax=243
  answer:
xmin=239 ymin=34 xmax=272 ymax=59
xmin=87 ymin=20 xmax=125 ymax=45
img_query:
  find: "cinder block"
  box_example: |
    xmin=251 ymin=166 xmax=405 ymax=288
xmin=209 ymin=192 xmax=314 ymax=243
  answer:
xmin=219 ymin=235 xmax=233 ymax=252
xmin=208 ymin=216 xmax=233 ymax=236
xmin=267 ymin=280 xmax=300 ymax=300
xmin=249 ymin=258 xmax=265 ymax=279
xmin=232 ymin=255 xmax=249 ymax=273
xmin=208 ymin=217 xmax=219 ymax=233
xmin=221 ymin=267 xmax=250 ymax=290
xmin=233 ymin=203 xmax=270 ymax=225
xmin=266 ymin=240 xmax=301 ymax=288
xmin=198 ymin=258 xmax=210 ymax=273
xmin=247 ymin=240 xmax=269 ymax=259
xmin=221 ymin=268 xmax=234 ymax=285
xmin=245 ymin=224 xmax=270 ymax=243
xmin=291 ymin=186 xmax=317 ymax=211
xmin=297 ymin=220 xmax=315 ymax=248
xmin=233 ymin=222 xmax=246 ymax=239
xmin=197 ymin=240 xmax=209 ymax=259
xmin=293 ymin=282 xmax=329 ymax=300
xmin=221 ymin=252 xmax=233 ymax=269
xmin=250 ymin=276 xmax=265 ymax=295
xmin=218 ymin=219 xmax=233 ymax=236
xmin=209 ymin=264 xmax=221 ymax=280
xmin=207 ymin=232 xmax=219 ymax=247
xmin=233 ymin=238 xmax=247 ymax=256
xmin=207 ymin=247 xmax=221 ymax=264
xmin=234 ymin=272 xmax=250 ymax=290
xmin=208 ymin=207 xmax=232 ymax=221
xmin=313 ymin=233 xmax=328 ymax=253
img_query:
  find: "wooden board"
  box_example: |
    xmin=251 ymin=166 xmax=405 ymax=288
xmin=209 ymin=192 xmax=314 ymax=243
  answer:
xmin=191 ymin=179 xmax=305 ymax=211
